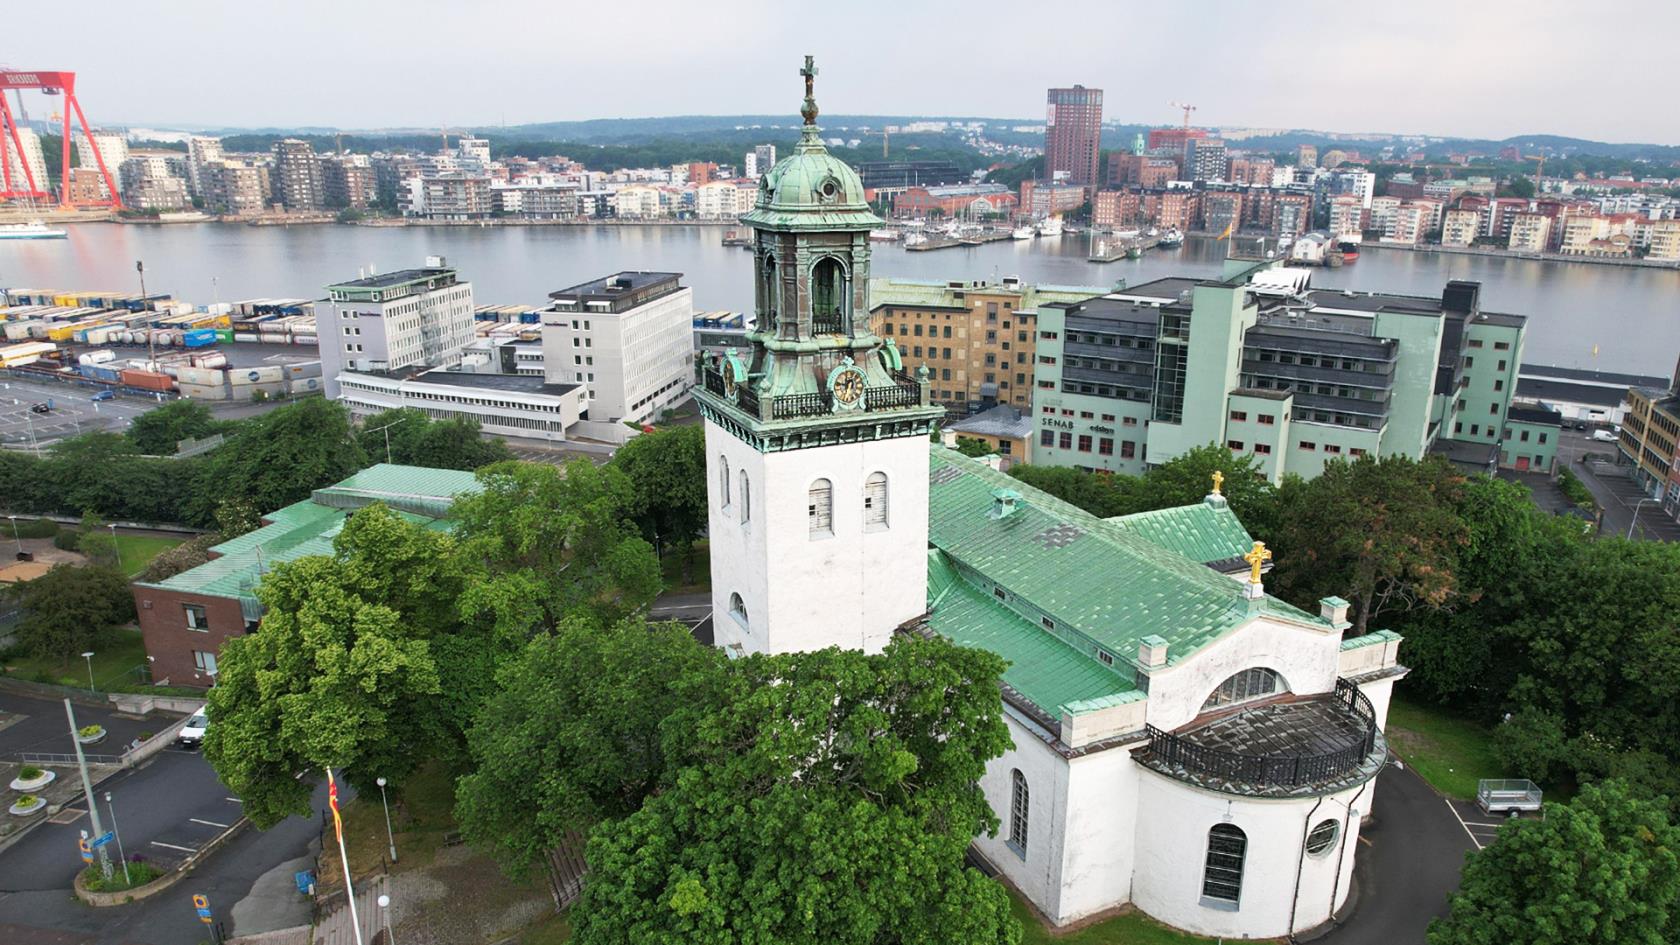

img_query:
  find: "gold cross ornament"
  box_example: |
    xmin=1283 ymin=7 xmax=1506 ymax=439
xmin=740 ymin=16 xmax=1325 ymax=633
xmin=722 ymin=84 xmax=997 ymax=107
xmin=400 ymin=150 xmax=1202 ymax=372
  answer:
xmin=1211 ymin=470 xmax=1224 ymax=495
xmin=1243 ymin=540 xmax=1272 ymax=585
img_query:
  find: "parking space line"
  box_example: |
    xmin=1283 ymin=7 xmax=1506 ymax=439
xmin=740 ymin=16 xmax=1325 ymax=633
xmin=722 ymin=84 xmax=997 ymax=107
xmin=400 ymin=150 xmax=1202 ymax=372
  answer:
xmin=189 ymin=818 xmax=230 ymax=828
xmin=225 ymin=796 xmax=242 ymax=803
xmin=1442 ymin=798 xmax=1484 ymax=851
xmin=150 ymin=840 xmax=198 ymax=853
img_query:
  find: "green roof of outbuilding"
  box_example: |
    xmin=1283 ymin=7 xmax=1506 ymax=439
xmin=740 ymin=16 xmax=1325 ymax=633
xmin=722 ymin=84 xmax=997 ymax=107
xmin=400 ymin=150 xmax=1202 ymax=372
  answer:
xmin=1107 ymin=500 xmax=1255 ymax=567
xmin=141 ymin=464 xmax=479 ymax=602
xmin=924 ymin=450 xmax=1323 ymax=704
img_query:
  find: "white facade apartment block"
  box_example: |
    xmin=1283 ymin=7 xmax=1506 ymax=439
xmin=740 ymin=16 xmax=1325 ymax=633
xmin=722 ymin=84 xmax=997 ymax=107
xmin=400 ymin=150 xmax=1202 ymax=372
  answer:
xmin=1507 ymin=213 xmax=1552 ymax=252
xmin=319 ymin=264 xmax=477 ymax=398
xmin=74 ymin=131 xmax=128 ymax=195
xmin=542 ymin=272 xmax=694 ymax=424
xmin=1 ymin=127 xmax=49 ymax=194
xmin=186 ymin=136 xmax=224 ymax=197
xmin=1441 ymin=208 xmax=1481 ymax=247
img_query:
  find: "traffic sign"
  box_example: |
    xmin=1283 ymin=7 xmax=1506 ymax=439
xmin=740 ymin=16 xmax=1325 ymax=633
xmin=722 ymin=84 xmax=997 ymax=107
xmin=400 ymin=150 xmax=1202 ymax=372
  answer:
xmin=78 ymin=836 xmax=93 ymax=863
xmin=91 ymin=831 xmax=115 ymax=849
xmin=193 ymin=892 xmax=213 ymax=923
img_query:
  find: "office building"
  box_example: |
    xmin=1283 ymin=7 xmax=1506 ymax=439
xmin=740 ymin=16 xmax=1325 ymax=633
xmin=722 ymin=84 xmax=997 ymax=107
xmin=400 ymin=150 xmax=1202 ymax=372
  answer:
xmin=1029 ymin=262 xmax=1547 ymax=481
xmin=1044 ymin=86 xmax=1102 ymax=188
xmin=1619 ymin=364 xmax=1680 ymax=522
xmin=855 ymin=160 xmax=963 ymax=190
xmin=271 ymin=138 xmax=325 ymax=210
xmin=318 ymin=261 xmax=478 ymax=397
xmin=939 ymin=404 xmax=1033 ymax=465
xmin=1183 ymin=138 xmax=1228 ymax=182
xmin=1149 ymin=127 xmax=1206 ymax=152
xmin=542 ymin=271 xmax=694 ymax=424
xmin=870 ymin=277 xmax=1104 ymax=414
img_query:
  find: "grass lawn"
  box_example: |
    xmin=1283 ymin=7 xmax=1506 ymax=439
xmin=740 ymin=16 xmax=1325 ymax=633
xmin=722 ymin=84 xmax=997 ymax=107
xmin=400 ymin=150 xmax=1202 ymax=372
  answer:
xmin=322 ymin=759 xmax=462 ymax=881
xmin=1010 ymin=893 xmax=1225 ymax=944
xmin=2 ymin=626 xmax=148 ymax=689
xmin=113 ymin=534 xmax=183 ymax=577
xmin=1384 ymin=695 xmax=1503 ymax=800
xmin=519 ymin=911 xmax=571 ymax=945
xmin=659 ymin=539 xmax=710 ymax=595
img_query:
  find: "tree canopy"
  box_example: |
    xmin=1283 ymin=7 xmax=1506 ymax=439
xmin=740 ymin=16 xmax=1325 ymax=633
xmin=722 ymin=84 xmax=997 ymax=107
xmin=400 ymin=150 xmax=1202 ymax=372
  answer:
xmin=1006 ymin=443 xmax=1272 ymax=529
xmin=6 ymin=564 xmax=134 ymax=662
xmin=609 ymin=425 xmax=707 ymax=575
xmin=573 ymin=636 xmax=1020 ymax=945
xmin=128 ymin=399 xmax=221 ymax=455
xmin=1429 ymin=780 xmax=1680 ymax=945
xmin=355 ymin=407 xmax=514 ymax=470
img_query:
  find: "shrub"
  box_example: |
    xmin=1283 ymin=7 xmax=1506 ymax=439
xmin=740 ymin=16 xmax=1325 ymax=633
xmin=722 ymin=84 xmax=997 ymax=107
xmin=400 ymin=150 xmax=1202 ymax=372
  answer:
xmin=18 ymin=765 xmax=43 ymax=780
xmin=15 ymin=794 xmax=39 ymax=806
xmin=78 ymin=724 xmax=102 ymax=738
xmin=138 ymin=731 xmax=152 ymax=741
xmin=12 ymin=518 xmax=59 ymax=540
xmin=52 ymin=530 xmax=80 ymax=552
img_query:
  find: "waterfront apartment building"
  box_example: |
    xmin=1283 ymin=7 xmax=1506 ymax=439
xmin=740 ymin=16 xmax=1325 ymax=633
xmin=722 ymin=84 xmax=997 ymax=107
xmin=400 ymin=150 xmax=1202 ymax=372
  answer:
xmin=542 ymin=271 xmax=694 ymax=424
xmin=1619 ymin=366 xmax=1680 ymax=522
xmin=1028 ymin=261 xmax=1546 ymax=481
xmin=1044 ymin=86 xmax=1102 ymax=188
xmin=185 ymin=136 xmax=223 ymax=198
xmin=1 ymin=127 xmax=49 ymax=197
xmin=869 ymin=277 xmax=1104 ymax=415
xmin=204 ymin=160 xmax=270 ymax=215
xmin=1649 ymin=220 xmax=1680 ymax=262
xmin=1507 ymin=212 xmax=1552 ymax=252
xmin=1441 ymin=208 xmax=1481 ymax=247
xmin=321 ymin=153 xmax=376 ymax=209
xmin=318 ymin=261 xmax=478 ymax=398
xmin=74 ymin=131 xmax=128 ymax=198
xmin=271 ymin=139 xmax=325 ymax=211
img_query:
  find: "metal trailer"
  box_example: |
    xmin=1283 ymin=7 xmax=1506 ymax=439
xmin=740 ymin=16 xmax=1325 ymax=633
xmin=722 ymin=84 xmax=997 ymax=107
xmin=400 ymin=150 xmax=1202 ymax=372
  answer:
xmin=1477 ymin=779 xmax=1543 ymax=814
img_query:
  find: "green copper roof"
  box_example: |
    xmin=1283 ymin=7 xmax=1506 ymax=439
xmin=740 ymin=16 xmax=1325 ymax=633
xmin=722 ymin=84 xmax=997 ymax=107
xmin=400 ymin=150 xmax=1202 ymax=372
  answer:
xmin=741 ymin=120 xmax=880 ymax=231
xmin=925 ymin=450 xmax=1324 ymax=707
xmin=141 ymin=464 xmax=479 ymax=604
xmin=1107 ymin=500 xmax=1255 ymax=567
xmin=928 ymin=551 xmax=1135 ymax=715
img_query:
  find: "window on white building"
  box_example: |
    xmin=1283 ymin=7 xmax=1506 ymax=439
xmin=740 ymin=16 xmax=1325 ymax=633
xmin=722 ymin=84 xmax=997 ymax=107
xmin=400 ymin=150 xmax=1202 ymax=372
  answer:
xmin=1202 ymin=824 xmax=1247 ymax=903
xmin=719 ymin=456 xmax=731 ymax=508
xmin=728 ymin=592 xmax=747 ymax=628
xmin=1008 ymin=769 xmax=1029 ymax=858
xmin=1305 ymin=819 xmax=1340 ymax=856
xmin=738 ymin=470 xmax=750 ymax=524
xmin=863 ymin=472 xmax=888 ymax=531
xmin=808 ymin=478 xmax=833 ymax=538
xmin=1201 ymin=667 xmax=1284 ymax=712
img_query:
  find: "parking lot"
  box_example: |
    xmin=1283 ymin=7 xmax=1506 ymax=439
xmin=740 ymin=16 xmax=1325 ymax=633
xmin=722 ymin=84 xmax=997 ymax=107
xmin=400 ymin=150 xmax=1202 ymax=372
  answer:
xmin=1441 ymin=795 xmax=1528 ymax=851
xmin=1575 ymin=457 xmax=1680 ymax=542
xmin=0 ymin=376 xmax=158 ymax=448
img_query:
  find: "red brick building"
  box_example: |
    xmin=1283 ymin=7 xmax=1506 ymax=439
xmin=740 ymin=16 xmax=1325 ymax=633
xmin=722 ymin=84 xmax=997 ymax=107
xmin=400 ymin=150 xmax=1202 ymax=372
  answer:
xmin=1106 ymin=154 xmax=1178 ymax=189
xmin=1044 ymin=86 xmax=1103 ymax=189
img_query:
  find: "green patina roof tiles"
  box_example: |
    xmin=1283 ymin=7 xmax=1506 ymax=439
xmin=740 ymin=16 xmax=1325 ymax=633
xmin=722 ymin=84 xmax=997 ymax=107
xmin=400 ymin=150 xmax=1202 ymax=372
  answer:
xmin=1106 ymin=503 xmax=1255 ymax=565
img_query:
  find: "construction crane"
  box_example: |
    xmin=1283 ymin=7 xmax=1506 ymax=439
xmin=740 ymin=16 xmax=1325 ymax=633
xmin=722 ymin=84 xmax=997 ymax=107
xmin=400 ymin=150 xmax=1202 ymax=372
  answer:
xmin=1170 ymin=101 xmax=1198 ymax=130
xmin=862 ymin=129 xmax=889 ymax=158
xmin=1523 ymin=154 xmax=1546 ymax=196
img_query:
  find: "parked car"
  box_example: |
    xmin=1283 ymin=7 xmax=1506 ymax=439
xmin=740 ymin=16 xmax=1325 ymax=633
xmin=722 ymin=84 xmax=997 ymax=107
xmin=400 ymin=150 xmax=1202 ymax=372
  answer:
xmin=28 ymin=401 xmax=50 ymax=414
xmin=176 ymin=707 xmax=209 ymax=749
xmin=1573 ymin=420 xmax=1588 ymax=430
xmin=91 ymin=389 xmax=115 ymax=402
xmin=1591 ymin=428 xmax=1620 ymax=443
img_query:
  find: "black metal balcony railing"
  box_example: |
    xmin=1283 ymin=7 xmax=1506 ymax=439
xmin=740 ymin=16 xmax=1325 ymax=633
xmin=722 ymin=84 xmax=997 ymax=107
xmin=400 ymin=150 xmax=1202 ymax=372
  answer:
xmin=866 ymin=383 xmax=919 ymax=409
xmin=737 ymin=385 xmax=761 ymax=416
xmin=1143 ymin=679 xmax=1379 ymax=792
xmin=703 ymin=369 xmax=727 ymax=396
xmin=772 ymin=391 xmax=830 ymax=418
xmin=811 ymin=310 xmax=847 ymax=335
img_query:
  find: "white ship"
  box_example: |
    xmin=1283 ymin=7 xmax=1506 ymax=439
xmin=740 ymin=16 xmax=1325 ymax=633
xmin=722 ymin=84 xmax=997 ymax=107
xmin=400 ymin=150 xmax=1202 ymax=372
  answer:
xmin=1037 ymin=216 xmax=1063 ymax=237
xmin=0 ymin=220 xmax=68 ymax=240
xmin=903 ymin=231 xmax=928 ymax=247
xmin=1157 ymin=228 xmax=1184 ymax=248
xmin=1011 ymin=225 xmax=1035 ymax=240
xmin=869 ymin=228 xmax=903 ymax=242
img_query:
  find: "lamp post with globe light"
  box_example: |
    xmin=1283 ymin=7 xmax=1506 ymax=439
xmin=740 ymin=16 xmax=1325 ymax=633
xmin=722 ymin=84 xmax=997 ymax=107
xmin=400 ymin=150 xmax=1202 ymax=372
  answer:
xmin=376 ymin=777 xmax=397 ymax=863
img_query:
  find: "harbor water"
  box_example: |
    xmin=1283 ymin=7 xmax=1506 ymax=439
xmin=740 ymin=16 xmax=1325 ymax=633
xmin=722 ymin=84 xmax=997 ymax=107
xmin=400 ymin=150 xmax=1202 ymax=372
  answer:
xmin=2 ymin=222 xmax=1677 ymax=375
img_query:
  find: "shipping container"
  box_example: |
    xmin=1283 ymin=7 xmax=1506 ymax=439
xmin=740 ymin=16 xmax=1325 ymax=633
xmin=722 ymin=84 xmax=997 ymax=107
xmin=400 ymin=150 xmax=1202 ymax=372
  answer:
xmin=283 ymin=360 xmax=323 ymax=378
xmin=231 ymin=365 xmax=285 ymax=385
xmin=175 ymin=366 xmax=224 ymax=387
xmin=78 ymin=350 xmax=117 ymax=366
xmin=182 ymin=328 xmax=219 ymax=348
xmin=258 ymin=333 xmax=288 ymax=344
xmin=177 ymin=381 xmax=228 ymax=401
xmin=287 ymin=376 xmax=322 ymax=394
xmin=215 ymin=329 xmax=234 ymax=343
xmin=79 ymin=364 xmax=122 ymax=383
xmin=233 ymin=332 xmax=260 ymax=343
xmin=119 ymin=369 xmax=176 ymax=392
xmin=189 ymin=352 xmax=228 ymax=370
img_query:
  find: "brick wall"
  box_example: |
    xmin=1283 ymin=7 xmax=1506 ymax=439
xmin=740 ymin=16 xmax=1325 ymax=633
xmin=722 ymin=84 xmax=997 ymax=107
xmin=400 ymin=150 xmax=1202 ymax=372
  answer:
xmin=131 ymin=586 xmax=249 ymax=688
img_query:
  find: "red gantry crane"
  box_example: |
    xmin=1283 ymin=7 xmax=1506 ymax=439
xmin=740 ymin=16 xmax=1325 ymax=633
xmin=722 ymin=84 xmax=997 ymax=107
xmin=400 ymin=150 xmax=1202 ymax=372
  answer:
xmin=0 ymin=69 xmax=122 ymax=210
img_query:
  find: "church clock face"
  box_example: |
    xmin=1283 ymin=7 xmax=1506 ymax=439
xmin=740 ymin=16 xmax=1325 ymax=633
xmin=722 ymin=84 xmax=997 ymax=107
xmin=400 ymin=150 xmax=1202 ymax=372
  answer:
xmin=832 ymin=366 xmax=866 ymax=407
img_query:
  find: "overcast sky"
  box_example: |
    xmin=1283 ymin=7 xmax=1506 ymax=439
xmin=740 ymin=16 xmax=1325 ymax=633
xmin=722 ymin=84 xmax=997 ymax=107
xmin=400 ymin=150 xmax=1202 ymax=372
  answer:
xmin=8 ymin=0 xmax=1674 ymax=144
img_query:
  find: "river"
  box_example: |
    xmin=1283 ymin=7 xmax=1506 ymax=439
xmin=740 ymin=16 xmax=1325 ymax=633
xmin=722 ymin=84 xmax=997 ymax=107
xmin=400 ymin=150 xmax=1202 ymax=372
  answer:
xmin=2 ymin=222 xmax=1677 ymax=375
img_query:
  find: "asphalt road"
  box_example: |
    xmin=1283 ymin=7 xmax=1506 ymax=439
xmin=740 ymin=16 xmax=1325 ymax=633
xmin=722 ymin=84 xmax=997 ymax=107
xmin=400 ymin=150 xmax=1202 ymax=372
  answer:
xmin=1319 ymin=762 xmax=1475 ymax=944
xmin=0 ymin=377 xmax=156 ymax=449
xmin=0 ymin=754 xmax=326 ymax=945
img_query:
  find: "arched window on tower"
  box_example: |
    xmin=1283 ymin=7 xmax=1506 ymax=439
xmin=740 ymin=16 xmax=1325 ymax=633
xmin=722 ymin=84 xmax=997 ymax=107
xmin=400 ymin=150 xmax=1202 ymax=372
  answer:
xmin=1202 ymin=824 xmax=1248 ymax=903
xmin=1007 ymin=769 xmax=1029 ymax=858
xmin=808 ymin=478 xmax=833 ymax=538
xmin=863 ymin=471 xmax=889 ymax=531
xmin=1201 ymin=667 xmax=1285 ymax=713
xmin=761 ymin=254 xmax=778 ymax=330
xmin=718 ymin=455 xmax=731 ymax=509
xmin=738 ymin=470 xmax=751 ymax=524
xmin=810 ymin=256 xmax=847 ymax=334
xmin=728 ymin=592 xmax=747 ymax=628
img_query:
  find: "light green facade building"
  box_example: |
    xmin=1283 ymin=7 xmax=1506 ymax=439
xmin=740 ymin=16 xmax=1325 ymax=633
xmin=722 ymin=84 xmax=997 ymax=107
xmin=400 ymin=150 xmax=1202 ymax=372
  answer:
xmin=1030 ymin=260 xmax=1556 ymax=480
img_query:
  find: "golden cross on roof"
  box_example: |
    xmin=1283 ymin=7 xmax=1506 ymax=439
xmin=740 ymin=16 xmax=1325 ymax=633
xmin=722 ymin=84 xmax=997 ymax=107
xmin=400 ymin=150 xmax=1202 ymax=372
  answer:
xmin=800 ymin=55 xmax=819 ymax=125
xmin=1243 ymin=541 xmax=1272 ymax=585
xmin=1211 ymin=470 xmax=1224 ymax=496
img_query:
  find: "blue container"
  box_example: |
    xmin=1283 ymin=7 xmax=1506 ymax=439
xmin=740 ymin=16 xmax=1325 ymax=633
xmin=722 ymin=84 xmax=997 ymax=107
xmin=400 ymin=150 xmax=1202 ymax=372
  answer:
xmin=182 ymin=328 xmax=219 ymax=348
xmin=518 ymin=311 xmax=541 ymax=325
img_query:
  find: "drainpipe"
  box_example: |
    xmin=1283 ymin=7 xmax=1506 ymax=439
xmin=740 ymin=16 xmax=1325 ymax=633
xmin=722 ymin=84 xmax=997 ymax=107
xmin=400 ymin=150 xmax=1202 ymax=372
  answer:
xmin=1325 ymin=779 xmax=1373 ymax=933
xmin=1286 ymin=795 xmax=1326 ymax=943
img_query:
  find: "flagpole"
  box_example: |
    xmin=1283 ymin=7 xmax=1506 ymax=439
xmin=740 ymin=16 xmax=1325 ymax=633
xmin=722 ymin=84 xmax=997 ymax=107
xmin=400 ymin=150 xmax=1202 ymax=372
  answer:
xmin=328 ymin=769 xmax=366 ymax=945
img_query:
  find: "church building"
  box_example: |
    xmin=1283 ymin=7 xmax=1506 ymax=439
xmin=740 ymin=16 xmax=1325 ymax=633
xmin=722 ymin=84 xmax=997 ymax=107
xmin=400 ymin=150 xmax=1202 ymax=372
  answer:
xmin=694 ymin=59 xmax=1407 ymax=941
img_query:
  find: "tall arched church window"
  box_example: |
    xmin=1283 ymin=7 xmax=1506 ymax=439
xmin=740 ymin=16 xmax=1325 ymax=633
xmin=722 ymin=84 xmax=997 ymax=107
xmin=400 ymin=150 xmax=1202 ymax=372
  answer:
xmin=811 ymin=257 xmax=847 ymax=334
xmin=1202 ymin=824 xmax=1247 ymax=903
xmin=808 ymin=478 xmax=833 ymax=538
xmin=1007 ymin=769 xmax=1029 ymax=858
xmin=728 ymin=592 xmax=747 ymax=628
xmin=761 ymin=254 xmax=778 ymax=330
xmin=863 ymin=472 xmax=889 ymax=531
xmin=718 ymin=455 xmax=731 ymax=509
xmin=739 ymin=470 xmax=751 ymax=524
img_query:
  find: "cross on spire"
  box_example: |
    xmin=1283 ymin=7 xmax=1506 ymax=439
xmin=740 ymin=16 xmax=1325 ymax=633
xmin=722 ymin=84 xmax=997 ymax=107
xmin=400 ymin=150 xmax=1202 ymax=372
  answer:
xmin=1210 ymin=470 xmax=1224 ymax=496
xmin=800 ymin=55 xmax=819 ymax=126
xmin=1243 ymin=541 xmax=1272 ymax=586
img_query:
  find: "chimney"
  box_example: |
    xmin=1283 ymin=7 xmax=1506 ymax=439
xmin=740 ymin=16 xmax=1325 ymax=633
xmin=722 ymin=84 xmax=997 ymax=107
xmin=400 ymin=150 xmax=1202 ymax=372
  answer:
xmin=1442 ymin=280 xmax=1480 ymax=314
xmin=1319 ymin=596 xmax=1352 ymax=631
xmin=988 ymin=487 xmax=1022 ymax=520
xmin=1137 ymin=635 xmax=1169 ymax=669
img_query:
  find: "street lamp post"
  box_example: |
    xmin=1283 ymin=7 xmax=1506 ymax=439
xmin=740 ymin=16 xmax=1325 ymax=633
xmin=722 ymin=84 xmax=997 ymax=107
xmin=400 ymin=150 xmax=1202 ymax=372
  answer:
xmin=81 ymin=651 xmax=96 ymax=692
xmin=7 ymin=514 xmax=20 ymax=555
xmin=376 ymin=777 xmax=397 ymax=863
xmin=1628 ymin=497 xmax=1657 ymax=540
xmin=108 ymin=523 xmax=121 ymax=573
xmin=104 ymin=790 xmax=131 ymax=885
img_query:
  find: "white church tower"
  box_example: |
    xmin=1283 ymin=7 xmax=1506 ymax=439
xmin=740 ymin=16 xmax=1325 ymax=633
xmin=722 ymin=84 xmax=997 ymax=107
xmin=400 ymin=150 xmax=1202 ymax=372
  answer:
xmin=694 ymin=57 xmax=943 ymax=656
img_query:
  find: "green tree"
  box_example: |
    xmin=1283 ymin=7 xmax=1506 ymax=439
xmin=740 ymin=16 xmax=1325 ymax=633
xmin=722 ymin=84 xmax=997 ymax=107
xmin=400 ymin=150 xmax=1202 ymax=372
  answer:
xmin=7 ymin=565 xmax=134 ymax=663
xmin=1428 ymin=781 xmax=1680 ymax=945
xmin=451 ymin=461 xmax=661 ymax=640
xmin=1269 ymin=454 xmax=1468 ymax=634
xmin=138 ymin=533 xmax=220 ymax=582
xmin=573 ymin=636 xmax=1020 ymax=945
xmin=74 ymin=511 xmax=119 ymax=569
xmin=356 ymin=407 xmax=513 ymax=470
xmin=953 ymin=436 xmax=995 ymax=458
xmin=186 ymin=399 xmax=367 ymax=525
xmin=1143 ymin=444 xmax=1278 ymax=537
xmin=455 ymin=617 xmax=726 ymax=880
xmin=1006 ymin=464 xmax=1147 ymax=519
xmin=128 ymin=399 xmax=219 ymax=455
xmin=610 ymin=426 xmax=706 ymax=580
xmin=204 ymin=505 xmax=472 ymax=827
